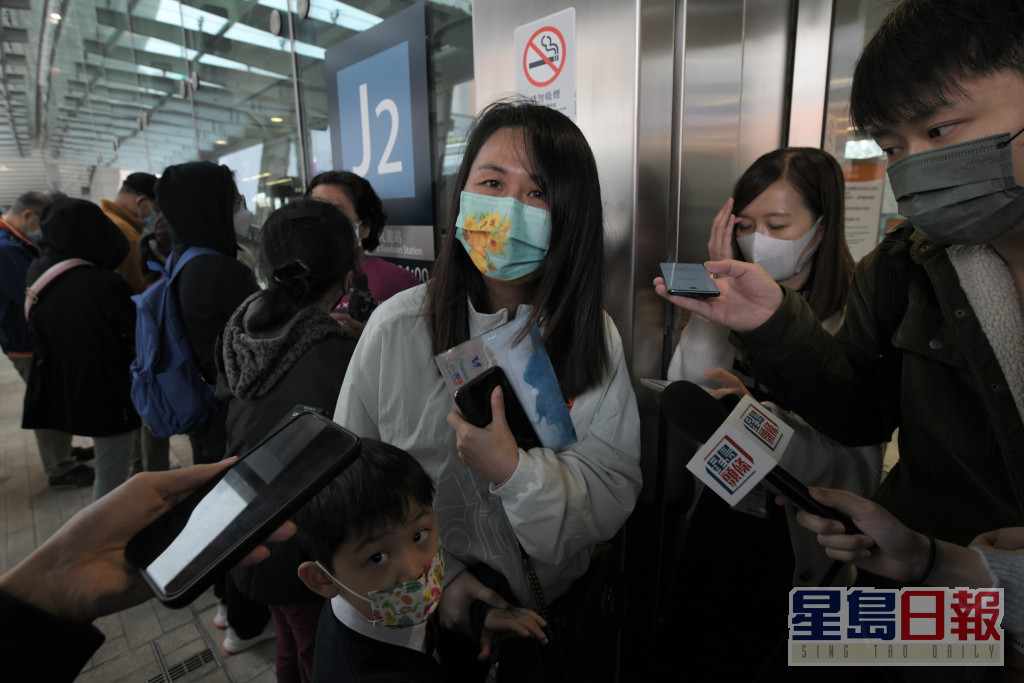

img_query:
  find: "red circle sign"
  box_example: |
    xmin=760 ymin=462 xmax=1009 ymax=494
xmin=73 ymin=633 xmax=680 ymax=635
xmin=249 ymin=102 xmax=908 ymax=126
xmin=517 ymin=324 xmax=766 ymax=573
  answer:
xmin=522 ymin=26 xmax=566 ymax=88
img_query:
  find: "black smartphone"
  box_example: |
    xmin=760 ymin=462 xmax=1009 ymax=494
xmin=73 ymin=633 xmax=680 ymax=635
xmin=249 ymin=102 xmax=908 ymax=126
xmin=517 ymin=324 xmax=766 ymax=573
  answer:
xmin=454 ymin=366 xmax=542 ymax=450
xmin=660 ymin=262 xmax=720 ymax=297
xmin=126 ymin=405 xmax=361 ymax=608
xmin=765 ymin=468 xmax=855 ymax=533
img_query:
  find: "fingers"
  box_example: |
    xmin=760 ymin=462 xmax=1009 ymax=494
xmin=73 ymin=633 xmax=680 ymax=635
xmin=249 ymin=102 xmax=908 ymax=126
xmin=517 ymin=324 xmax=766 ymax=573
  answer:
xmin=489 ymin=386 xmax=507 ymax=430
xmin=794 ymin=508 xmax=846 ymax=535
xmin=472 ymin=584 xmax=510 ymax=610
xmin=153 ymin=458 xmax=235 ymax=498
xmin=708 ymin=198 xmax=736 ymax=261
xmin=970 ymin=527 xmax=1024 ymax=551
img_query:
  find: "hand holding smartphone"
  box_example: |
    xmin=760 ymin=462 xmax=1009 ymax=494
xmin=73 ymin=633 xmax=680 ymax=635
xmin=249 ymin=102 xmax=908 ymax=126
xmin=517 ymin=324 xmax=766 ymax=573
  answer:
xmin=126 ymin=406 xmax=360 ymax=607
xmin=454 ymin=367 xmax=542 ymax=450
xmin=660 ymin=262 xmax=720 ymax=297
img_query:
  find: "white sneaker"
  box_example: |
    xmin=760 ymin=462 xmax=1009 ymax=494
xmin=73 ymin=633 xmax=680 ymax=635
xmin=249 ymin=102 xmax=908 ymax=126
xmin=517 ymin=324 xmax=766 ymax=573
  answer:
xmin=212 ymin=602 xmax=229 ymax=629
xmin=221 ymin=622 xmax=275 ymax=654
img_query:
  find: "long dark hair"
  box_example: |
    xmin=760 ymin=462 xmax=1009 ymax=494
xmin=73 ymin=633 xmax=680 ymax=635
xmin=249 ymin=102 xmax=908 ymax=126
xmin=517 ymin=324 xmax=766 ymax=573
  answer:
xmin=427 ymin=99 xmax=609 ymax=400
xmin=247 ymin=198 xmax=357 ymax=332
xmin=732 ymin=147 xmax=854 ymax=322
xmin=306 ymin=170 xmax=388 ymax=252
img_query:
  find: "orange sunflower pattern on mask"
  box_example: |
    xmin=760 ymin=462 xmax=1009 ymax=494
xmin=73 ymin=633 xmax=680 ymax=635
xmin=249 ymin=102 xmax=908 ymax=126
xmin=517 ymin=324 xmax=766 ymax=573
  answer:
xmin=461 ymin=210 xmax=512 ymax=273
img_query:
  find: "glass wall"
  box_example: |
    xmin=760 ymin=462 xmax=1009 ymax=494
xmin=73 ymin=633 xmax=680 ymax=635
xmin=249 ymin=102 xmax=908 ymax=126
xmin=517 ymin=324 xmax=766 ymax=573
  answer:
xmin=1 ymin=0 xmax=472 ymax=250
xmin=824 ymin=0 xmax=894 ymax=261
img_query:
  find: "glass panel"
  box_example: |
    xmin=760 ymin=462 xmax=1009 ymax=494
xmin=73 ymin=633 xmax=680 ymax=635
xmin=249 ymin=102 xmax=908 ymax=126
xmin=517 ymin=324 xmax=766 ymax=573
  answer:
xmin=823 ymin=0 xmax=894 ymax=262
xmin=157 ymin=0 xmax=304 ymax=231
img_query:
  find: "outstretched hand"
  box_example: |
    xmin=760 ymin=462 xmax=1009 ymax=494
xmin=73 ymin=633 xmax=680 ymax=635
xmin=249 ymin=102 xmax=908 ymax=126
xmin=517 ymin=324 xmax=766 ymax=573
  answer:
xmin=0 ymin=460 xmax=295 ymax=624
xmin=447 ymin=385 xmax=521 ymax=486
xmin=653 ymin=260 xmax=783 ymax=332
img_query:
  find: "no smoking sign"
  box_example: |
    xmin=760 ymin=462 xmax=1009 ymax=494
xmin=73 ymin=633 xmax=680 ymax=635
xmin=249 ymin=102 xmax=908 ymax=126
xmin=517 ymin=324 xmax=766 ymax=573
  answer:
xmin=514 ymin=8 xmax=576 ymax=120
xmin=523 ymin=26 xmax=565 ymax=87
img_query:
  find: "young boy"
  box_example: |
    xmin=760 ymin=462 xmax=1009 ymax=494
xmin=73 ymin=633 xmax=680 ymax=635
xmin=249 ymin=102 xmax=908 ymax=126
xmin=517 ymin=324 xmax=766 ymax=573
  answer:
xmin=296 ymin=439 xmax=547 ymax=682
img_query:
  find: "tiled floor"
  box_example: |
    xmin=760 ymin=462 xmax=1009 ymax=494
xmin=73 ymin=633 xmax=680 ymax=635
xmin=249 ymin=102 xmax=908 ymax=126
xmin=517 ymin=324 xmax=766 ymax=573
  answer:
xmin=0 ymin=358 xmax=277 ymax=682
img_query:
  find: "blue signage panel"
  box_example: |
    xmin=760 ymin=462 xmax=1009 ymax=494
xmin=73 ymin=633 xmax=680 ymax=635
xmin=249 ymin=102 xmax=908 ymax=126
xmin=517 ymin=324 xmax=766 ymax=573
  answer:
xmin=324 ymin=2 xmax=432 ymax=227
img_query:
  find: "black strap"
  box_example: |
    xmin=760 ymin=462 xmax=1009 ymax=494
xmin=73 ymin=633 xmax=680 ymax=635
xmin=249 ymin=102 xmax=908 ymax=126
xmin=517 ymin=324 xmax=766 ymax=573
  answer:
xmin=874 ymin=222 xmax=915 ymax=369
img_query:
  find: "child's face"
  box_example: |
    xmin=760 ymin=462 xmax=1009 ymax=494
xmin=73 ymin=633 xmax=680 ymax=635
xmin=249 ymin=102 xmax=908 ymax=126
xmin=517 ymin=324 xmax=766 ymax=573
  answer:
xmin=329 ymin=503 xmax=440 ymax=620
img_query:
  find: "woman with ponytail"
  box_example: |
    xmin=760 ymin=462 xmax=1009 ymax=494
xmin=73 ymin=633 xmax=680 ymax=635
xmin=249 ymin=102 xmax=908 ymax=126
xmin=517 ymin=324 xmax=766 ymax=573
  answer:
xmin=213 ymin=198 xmax=358 ymax=682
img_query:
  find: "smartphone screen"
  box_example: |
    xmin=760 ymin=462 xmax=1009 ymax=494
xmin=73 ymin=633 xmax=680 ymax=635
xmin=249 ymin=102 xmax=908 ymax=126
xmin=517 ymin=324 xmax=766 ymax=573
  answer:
xmin=127 ymin=407 xmax=360 ymax=607
xmin=660 ymin=262 xmax=720 ymax=297
xmin=454 ymin=366 xmax=542 ymax=450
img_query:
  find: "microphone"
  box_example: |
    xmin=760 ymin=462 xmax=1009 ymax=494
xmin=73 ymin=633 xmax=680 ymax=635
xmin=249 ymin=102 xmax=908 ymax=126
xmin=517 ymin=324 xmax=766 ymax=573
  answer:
xmin=660 ymin=381 xmax=854 ymax=531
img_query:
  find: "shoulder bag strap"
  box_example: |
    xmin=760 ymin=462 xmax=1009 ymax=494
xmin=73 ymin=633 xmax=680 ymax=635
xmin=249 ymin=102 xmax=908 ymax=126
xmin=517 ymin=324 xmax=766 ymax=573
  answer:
xmin=25 ymin=258 xmax=94 ymax=319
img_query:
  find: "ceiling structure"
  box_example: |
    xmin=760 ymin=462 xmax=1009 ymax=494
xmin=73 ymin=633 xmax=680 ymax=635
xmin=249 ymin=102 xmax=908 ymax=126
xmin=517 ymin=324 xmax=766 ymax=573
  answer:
xmin=0 ymin=0 xmax=470 ymax=178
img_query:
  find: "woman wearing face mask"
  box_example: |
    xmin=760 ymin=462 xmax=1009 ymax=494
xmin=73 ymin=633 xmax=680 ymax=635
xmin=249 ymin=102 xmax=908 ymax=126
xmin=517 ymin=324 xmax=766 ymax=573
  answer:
xmin=306 ymin=171 xmax=421 ymax=339
xmin=666 ymin=147 xmax=885 ymax=679
xmin=668 ymin=147 xmax=855 ymax=386
xmin=333 ymin=99 xmax=642 ymax=678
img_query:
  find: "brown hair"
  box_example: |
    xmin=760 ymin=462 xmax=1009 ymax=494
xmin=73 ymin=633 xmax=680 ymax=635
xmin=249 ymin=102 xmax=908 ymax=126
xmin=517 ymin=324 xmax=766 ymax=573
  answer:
xmin=732 ymin=147 xmax=854 ymax=322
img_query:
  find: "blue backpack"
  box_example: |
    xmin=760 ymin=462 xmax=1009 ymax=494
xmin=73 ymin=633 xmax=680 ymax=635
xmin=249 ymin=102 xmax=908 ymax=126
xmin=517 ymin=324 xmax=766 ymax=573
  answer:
xmin=130 ymin=247 xmax=221 ymax=438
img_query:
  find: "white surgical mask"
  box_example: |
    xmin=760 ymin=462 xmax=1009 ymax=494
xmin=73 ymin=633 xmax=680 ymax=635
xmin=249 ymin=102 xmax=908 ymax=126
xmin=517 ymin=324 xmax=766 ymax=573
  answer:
xmin=737 ymin=216 xmax=822 ymax=282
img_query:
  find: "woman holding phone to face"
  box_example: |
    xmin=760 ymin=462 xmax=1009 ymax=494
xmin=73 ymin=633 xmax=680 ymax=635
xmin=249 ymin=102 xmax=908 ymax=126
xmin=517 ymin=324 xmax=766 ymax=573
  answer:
xmin=663 ymin=148 xmax=885 ymax=679
xmin=333 ymin=100 xmax=641 ymax=676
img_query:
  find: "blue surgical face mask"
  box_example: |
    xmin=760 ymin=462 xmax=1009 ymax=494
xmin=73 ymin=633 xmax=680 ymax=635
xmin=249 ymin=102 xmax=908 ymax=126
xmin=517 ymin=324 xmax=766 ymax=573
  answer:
xmin=455 ymin=191 xmax=551 ymax=282
xmin=141 ymin=211 xmax=159 ymax=234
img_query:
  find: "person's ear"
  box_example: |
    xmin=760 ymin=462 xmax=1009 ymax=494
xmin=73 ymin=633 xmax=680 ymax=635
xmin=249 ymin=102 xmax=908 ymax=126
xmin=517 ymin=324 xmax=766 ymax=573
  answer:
xmin=18 ymin=209 xmax=35 ymax=232
xmin=298 ymin=561 xmax=340 ymax=599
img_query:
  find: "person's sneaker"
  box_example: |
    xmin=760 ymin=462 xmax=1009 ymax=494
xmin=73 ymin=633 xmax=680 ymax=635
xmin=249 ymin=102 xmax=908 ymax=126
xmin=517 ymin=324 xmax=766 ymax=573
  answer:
xmin=221 ymin=622 xmax=275 ymax=654
xmin=71 ymin=446 xmax=94 ymax=462
xmin=212 ymin=602 xmax=229 ymax=629
xmin=48 ymin=465 xmax=94 ymax=489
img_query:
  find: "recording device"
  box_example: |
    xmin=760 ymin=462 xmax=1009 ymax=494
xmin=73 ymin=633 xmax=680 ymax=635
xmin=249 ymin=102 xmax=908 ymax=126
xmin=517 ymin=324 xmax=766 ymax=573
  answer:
xmin=660 ymin=262 xmax=720 ymax=297
xmin=454 ymin=366 xmax=542 ymax=450
xmin=126 ymin=406 xmax=361 ymax=608
xmin=659 ymin=381 xmax=853 ymax=531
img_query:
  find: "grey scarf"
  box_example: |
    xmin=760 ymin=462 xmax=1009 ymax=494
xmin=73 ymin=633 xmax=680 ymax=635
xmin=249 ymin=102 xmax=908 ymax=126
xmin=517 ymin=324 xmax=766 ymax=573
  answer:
xmin=221 ymin=291 xmax=343 ymax=400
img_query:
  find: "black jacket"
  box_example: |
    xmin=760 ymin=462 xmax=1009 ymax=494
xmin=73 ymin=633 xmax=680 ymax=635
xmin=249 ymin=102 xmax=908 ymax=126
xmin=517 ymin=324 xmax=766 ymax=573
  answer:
xmin=220 ymin=293 xmax=356 ymax=605
xmin=22 ymin=198 xmax=140 ymax=436
xmin=155 ymin=161 xmax=257 ymax=384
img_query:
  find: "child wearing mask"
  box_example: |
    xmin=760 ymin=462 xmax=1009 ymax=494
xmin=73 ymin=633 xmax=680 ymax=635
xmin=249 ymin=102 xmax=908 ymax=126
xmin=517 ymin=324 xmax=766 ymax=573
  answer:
xmin=296 ymin=439 xmax=548 ymax=682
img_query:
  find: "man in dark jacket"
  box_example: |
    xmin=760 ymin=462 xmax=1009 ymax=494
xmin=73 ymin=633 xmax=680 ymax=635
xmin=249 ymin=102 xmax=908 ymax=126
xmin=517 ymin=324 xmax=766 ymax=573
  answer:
xmin=154 ymin=161 xmax=257 ymax=464
xmin=1 ymin=192 xmax=92 ymax=489
xmin=23 ymin=198 xmax=139 ymax=500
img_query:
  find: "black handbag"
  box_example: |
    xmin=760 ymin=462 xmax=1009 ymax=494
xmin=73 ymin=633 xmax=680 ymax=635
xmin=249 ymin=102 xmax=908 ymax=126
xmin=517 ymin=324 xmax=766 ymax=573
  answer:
xmin=520 ymin=539 xmax=627 ymax=683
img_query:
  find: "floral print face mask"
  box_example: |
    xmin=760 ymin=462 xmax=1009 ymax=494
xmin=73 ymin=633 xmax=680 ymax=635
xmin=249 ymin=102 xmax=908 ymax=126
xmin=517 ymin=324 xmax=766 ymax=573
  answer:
xmin=455 ymin=191 xmax=552 ymax=282
xmin=318 ymin=549 xmax=444 ymax=628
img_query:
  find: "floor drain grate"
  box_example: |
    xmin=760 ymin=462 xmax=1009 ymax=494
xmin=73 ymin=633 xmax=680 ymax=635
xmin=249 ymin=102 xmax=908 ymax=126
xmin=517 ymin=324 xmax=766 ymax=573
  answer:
xmin=146 ymin=648 xmax=215 ymax=683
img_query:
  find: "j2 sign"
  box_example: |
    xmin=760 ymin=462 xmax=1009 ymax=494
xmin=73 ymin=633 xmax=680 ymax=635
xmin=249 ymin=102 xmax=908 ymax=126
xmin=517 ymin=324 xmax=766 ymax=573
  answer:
xmin=325 ymin=2 xmax=432 ymax=227
xmin=336 ymin=42 xmax=413 ymax=197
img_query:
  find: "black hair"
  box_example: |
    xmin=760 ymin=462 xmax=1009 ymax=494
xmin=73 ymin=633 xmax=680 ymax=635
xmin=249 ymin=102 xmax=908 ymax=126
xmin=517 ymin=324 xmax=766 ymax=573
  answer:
xmin=8 ymin=191 xmax=49 ymax=216
xmin=850 ymin=0 xmax=1024 ymax=134
xmin=247 ymin=198 xmax=357 ymax=332
xmin=732 ymin=148 xmax=854 ymax=322
xmin=295 ymin=439 xmax=436 ymax=571
xmin=306 ymin=171 xmax=388 ymax=252
xmin=427 ymin=98 xmax=609 ymax=400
